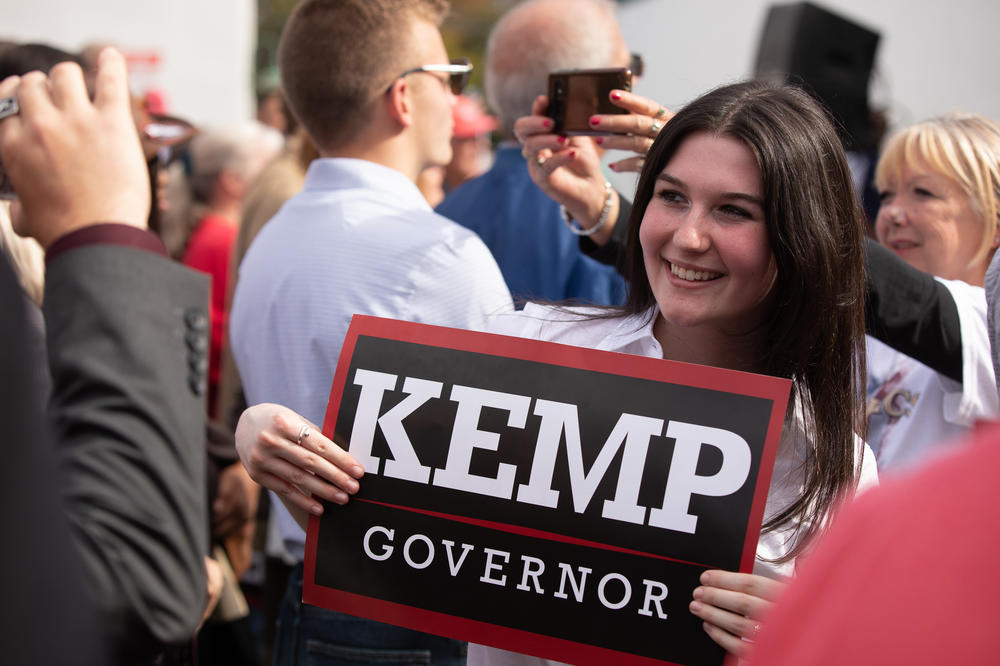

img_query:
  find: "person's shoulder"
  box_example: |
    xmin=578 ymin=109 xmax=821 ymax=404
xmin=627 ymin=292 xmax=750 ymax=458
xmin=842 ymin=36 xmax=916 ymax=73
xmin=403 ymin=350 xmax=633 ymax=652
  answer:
xmin=436 ymin=169 xmax=493 ymax=214
xmin=420 ymin=209 xmax=498 ymax=257
xmin=934 ymin=276 xmax=986 ymax=310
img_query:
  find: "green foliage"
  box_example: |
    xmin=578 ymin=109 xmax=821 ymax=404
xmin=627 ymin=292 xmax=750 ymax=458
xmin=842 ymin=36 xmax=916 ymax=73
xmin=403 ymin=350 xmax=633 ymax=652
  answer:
xmin=254 ymin=0 xmax=516 ymax=95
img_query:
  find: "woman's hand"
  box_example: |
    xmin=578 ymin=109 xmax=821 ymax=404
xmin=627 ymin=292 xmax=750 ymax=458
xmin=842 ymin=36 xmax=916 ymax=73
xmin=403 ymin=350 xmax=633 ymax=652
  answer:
xmin=234 ymin=403 xmax=364 ymax=527
xmin=688 ymin=569 xmax=785 ymax=657
xmin=590 ymin=89 xmax=674 ymax=173
xmin=513 ymin=91 xmax=673 ymax=245
xmin=515 ymin=94 xmax=612 ymax=235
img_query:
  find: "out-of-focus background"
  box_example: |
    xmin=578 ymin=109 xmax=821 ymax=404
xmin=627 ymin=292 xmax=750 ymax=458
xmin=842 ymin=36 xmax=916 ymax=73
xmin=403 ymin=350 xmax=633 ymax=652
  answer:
xmin=5 ymin=0 xmax=997 ymax=129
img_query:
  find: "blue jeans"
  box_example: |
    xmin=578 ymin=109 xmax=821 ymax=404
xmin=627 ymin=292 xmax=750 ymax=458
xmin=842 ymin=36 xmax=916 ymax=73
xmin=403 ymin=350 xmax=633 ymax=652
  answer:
xmin=273 ymin=563 xmax=467 ymax=665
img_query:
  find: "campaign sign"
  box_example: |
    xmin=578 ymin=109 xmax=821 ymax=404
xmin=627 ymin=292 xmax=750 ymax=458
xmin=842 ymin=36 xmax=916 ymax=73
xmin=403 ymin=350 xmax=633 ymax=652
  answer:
xmin=303 ymin=315 xmax=790 ymax=666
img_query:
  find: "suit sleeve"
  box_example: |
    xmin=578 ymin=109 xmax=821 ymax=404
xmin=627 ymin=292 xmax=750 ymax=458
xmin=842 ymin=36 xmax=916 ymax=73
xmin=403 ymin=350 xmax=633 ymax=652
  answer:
xmin=43 ymin=244 xmax=210 ymax=663
xmin=865 ymin=238 xmax=963 ymax=383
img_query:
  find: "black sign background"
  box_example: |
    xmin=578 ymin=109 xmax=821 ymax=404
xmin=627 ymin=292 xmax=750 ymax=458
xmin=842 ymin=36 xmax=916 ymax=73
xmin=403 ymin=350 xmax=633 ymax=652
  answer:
xmin=304 ymin=316 xmax=790 ymax=666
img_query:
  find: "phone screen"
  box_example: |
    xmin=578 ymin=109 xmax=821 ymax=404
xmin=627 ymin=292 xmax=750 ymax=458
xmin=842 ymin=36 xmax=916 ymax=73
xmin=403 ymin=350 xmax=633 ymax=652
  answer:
xmin=547 ymin=68 xmax=632 ymax=135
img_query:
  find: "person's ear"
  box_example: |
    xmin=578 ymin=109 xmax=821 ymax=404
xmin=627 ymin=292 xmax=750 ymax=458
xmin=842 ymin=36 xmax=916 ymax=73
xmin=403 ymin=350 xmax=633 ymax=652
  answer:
xmin=385 ymin=78 xmax=415 ymax=129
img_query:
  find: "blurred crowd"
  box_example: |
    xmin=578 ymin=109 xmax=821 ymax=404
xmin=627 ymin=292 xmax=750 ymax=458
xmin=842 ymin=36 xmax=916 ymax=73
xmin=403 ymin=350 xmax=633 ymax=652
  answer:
xmin=1 ymin=1 xmax=998 ymax=665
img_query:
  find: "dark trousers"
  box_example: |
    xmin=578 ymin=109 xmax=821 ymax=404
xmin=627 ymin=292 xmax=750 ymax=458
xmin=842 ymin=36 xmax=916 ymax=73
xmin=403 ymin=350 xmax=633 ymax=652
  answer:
xmin=273 ymin=563 xmax=467 ymax=665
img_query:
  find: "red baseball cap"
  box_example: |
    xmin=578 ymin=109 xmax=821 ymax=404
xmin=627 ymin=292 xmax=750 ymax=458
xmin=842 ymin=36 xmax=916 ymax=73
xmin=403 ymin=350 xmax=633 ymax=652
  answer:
xmin=452 ymin=95 xmax=498 ymax=139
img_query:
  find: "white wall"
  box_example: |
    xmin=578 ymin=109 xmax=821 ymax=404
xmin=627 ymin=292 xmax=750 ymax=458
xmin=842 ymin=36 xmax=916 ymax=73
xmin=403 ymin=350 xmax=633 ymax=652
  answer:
xmin=2 ymin=0 xmax=256 ymax=128
xmin=617 ymin=0 xmax=1000 ymax=130
xmin=604 ymin=0 xmax=1000 ymax=197
xmin=5 ymin=0 xmax=994 ymax=145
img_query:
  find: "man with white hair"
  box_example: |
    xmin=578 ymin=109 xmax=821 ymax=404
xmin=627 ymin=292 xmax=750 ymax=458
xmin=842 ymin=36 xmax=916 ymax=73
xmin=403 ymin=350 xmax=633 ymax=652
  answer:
xmin=436 ymin=0 xmax=628 ymax=306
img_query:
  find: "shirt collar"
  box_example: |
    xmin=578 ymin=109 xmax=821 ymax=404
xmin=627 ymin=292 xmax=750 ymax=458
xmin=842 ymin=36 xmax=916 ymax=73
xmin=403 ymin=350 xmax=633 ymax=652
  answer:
xmin=594 ymin=306 xmax=664 ymax=357
xmin=303 ymin=158 xmax=431 ymax=212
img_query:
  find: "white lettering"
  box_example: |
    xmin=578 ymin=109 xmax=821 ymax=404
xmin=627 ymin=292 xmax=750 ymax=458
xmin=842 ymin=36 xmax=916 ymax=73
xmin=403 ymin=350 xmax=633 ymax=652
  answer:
xmin=349 ymin=371 xmax=440 ymax=482
xmin=433 ymin=385 xmax=530 ymax=499
xmin=648 ymin=421 xmax=752 ymax=534
xmin=403 ymin=533 xmax=435 ymax=569
xmin=516 ymin=555 xmax=546 ymax=593
xmin=380 ymin=377 xmax=442 ymax=483
xmin=349 ymin=369 xmax=398 ymax=473
xmin=362 ymin=525 xmax=394 ymax=561
xmin=441 ymin=540 xmax=475 ymax=577
xmin=359 ymin=523 xmax=669 ymax=621
xmin=638 ymin=579 xmax=669 ymax=618
xmin=554 ymin=562 xmax=592 ymax=602
xmin=597 ymin=572 xmax=632 ymax=610
xmin=481 ymin=548 xmax=511 ymax=586
xmin=516 ymin=401 xmax=662 ymax=527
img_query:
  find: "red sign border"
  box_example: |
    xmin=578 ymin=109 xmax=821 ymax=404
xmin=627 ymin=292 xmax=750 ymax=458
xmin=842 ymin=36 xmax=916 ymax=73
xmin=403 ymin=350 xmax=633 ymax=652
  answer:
xmin=304 ymin=314 xmax=790 ymax=665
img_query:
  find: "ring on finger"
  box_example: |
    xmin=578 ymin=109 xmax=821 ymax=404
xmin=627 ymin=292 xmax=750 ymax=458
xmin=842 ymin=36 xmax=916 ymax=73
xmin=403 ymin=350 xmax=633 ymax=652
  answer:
xmin=536 ymin=156 xmax=547 ymax=169
xmin=296 ymin=424 xmax=311 ymax=445
xmin=0 ymin=97 xmax=18 ymax=121
xmin=649 ymin=119 xmax=663 ymax=136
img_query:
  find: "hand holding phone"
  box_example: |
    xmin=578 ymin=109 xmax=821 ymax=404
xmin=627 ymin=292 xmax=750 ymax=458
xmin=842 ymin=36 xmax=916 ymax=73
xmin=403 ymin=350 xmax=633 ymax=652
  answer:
xmin=546 ymin=67 xmax=632 ymax=135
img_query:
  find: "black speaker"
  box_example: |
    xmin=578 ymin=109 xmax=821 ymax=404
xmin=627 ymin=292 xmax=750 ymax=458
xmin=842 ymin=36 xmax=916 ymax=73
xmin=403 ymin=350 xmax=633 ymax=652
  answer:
xmin=754 ymin=2 xmax=880 ymax=150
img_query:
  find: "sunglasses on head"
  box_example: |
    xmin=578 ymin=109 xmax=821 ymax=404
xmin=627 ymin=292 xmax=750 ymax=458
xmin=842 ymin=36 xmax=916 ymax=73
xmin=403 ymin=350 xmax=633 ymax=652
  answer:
xmin=630 ymin=52 xmax=645 ymax=78
xmin=387 ymin=57 xmax=472 ymax=95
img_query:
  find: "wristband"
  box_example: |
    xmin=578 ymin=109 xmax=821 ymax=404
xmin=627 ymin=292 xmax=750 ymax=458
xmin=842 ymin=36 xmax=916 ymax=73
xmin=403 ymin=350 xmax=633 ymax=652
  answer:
xmin=560 ymin=180 xmax=613 ymax=237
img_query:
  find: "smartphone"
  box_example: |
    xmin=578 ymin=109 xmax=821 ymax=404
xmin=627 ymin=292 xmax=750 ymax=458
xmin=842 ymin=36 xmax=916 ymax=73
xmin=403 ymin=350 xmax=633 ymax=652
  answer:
xmin=546 ymin=67 xmax=632 ymax=136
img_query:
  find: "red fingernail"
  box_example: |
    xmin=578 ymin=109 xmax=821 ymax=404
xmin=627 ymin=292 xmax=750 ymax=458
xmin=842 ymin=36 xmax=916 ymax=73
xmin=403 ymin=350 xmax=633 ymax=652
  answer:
xmin=611 ymin=91 xmax=621 ymax=100
xmin=595 ymin=137 xmax=604 ymax=145
xmin=568 ymin=150 xmax=576 ymax=158
xmin=609 ymin=161 xmax=617 ymax=169
xmin=543 ymin=119 xmax=553 ymax=128
xmin=589 ymin=116 xmax=600 ymax=126
xmin=557 ymin=135 xmax=566 ymax=143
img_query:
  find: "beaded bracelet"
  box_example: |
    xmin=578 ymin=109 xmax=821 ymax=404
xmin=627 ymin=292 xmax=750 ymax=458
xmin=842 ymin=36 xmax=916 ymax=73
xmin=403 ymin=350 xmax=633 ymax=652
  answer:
xmin=560 ymin=180 xmax=613 ymax=237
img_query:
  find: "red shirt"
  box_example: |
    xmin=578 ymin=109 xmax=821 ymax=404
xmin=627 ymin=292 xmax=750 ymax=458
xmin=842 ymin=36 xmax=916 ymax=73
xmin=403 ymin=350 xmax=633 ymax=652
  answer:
xmin=747 ymin=423 xmax=1000 ymax=665
xmin=182 ymin=214 xmax=237 ymax=417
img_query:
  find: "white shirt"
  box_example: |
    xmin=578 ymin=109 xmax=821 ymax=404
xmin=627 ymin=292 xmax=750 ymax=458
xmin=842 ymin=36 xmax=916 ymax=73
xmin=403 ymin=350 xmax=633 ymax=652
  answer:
xmin=230 ymin=157 xmax=513 ymax=557
xmin=866 ymin=277 xmax=998 ymax=475
xmin=472 ymin=303 xmax=879 ymax=666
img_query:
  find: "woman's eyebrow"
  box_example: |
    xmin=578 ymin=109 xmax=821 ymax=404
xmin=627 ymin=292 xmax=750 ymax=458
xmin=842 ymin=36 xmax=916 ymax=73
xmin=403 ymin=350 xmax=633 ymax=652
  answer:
xmin=657 ymin=172 xmax=763 ymax=207
xmin=720 ymin=192 xmax=765 ymax=207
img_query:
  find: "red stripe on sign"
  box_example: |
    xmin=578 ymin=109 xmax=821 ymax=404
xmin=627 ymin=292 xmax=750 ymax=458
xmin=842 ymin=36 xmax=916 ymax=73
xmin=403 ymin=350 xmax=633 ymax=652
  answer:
xmin=354 ymin=497 xmax=719 ymax=570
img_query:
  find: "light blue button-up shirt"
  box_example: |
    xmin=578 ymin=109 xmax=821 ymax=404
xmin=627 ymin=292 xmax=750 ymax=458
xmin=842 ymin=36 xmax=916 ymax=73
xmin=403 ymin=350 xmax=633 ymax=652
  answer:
xmin=231 ymin=157 xmax=513 ymax=556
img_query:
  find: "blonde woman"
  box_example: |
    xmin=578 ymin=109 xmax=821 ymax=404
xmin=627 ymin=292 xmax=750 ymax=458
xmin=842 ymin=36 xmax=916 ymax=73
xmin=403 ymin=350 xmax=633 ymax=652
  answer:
xmin=867 ymin=113 xmax=1000 ymax=473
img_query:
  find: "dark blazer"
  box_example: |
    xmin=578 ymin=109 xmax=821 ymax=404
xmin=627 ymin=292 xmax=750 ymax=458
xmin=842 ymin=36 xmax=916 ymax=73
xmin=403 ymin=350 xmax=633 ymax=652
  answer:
xmin=0 ymin=240 xmax=210 ymax=664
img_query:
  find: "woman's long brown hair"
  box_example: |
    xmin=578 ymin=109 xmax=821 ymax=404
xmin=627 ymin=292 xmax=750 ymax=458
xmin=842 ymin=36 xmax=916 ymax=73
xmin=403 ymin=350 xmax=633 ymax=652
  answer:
xmin=624 ymin=81 xmax=868 ymax=560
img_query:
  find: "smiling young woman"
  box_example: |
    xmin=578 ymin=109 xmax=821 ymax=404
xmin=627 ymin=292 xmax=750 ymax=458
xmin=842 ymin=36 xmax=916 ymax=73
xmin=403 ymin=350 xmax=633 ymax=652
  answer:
xmin=475 ymin=80 xmax=877 ymax=662
xmin=232 ymin=80 xmax=880 ymax=664
xmin=639 ymin=131 xmax=777 ymax=371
